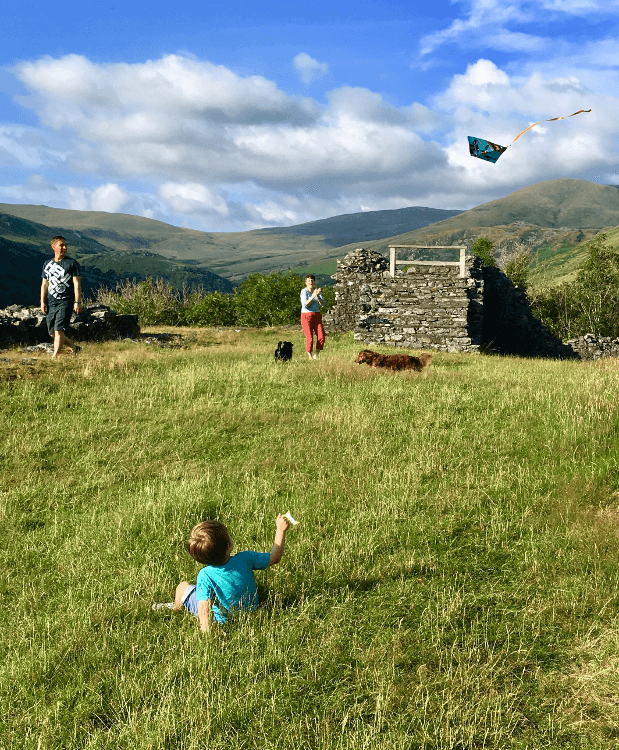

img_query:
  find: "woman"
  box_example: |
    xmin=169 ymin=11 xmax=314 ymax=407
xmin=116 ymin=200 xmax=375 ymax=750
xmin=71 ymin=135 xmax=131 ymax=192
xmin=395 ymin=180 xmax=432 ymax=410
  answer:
xmin=300 ymin=274 xmax=325 ymax=360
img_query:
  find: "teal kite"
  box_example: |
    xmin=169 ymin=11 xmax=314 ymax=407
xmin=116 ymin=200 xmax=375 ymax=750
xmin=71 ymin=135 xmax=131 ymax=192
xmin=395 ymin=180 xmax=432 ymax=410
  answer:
xmin=468 ymin=109 xmax=592 ymax=163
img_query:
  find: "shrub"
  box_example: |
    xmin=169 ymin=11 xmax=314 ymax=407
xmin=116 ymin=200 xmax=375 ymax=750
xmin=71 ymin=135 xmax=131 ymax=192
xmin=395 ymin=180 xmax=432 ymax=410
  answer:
xmin=471 ymin=237 xmax=497 ymax=267
xmin=95 ymin=271 xmax=336 ymax=329
xmin=529 ymin=236 xmax=619 ymax=339
xmin=234 ymin=271 xmax=306 ymax=327
xmin=183 ymin=291 xmax=237 ymax=327
xmin=528 ymin=282 xmax=580 ymax=341
xmin=95 ymin=278 xmax=185 ymax=325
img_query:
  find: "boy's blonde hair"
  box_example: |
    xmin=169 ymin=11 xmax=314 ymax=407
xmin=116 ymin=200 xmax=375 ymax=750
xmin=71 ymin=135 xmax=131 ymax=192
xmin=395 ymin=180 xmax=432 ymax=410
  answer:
xmin=51 ymin=236 xmax=67 ymax=247
xmin=187 ymin=521 xmax=233 ymax=566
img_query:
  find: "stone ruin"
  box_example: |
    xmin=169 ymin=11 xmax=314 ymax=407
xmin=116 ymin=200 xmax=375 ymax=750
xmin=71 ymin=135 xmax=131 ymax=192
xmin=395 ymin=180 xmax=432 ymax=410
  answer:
xmin=323 ymin=247 xmax=579 ymax=359
xmin=563 ymin=334 xmax=619 ymax=361
xmin=0 ymin=304 xmax=140 ymax=349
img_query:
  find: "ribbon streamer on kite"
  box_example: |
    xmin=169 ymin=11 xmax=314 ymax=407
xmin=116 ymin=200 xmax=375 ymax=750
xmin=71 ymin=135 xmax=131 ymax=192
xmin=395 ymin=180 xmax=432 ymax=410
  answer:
xmin=468 ymin=109 xmax=592 ymax=163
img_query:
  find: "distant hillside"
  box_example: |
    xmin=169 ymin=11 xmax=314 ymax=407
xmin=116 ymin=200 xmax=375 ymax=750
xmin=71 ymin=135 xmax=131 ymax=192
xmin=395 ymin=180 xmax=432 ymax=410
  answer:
xmin=2 ymin=179 xmax=618 ymax=296
xmin=327 ymin=180 xmax=619 ymax=286
xmin=0 ymin=203 xmax=463 ymax=281
xmin=249 ymin=206 xmax=463 ymax=246
xmin=0 ymin=212 xmax=234 ymax=307
xmin=527 ymin=224 xmax=619 ymax=287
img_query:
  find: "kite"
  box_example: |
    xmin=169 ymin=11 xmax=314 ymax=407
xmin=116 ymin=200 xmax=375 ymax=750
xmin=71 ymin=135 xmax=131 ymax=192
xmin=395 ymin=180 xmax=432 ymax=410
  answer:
xmin=468 ymin=109 xmax=592 ymax=163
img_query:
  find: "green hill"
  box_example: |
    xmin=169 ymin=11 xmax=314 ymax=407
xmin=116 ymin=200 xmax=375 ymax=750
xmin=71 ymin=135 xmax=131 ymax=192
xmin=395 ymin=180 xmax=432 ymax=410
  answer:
xmin=0 ymin=212 xmax=234 ymax=307
xmin=528 ymin=224 xmax=619 ymax=287
xmin=0 ymin=203 xmax=463 ymax=282
xmin=3 ymin=178 xmax=619 ymax=302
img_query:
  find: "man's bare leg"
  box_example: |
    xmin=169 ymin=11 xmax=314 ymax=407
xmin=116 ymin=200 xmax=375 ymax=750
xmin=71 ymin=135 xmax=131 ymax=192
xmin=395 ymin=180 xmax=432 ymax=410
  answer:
xmin=52 ymin=330 xmax=78 ymax=358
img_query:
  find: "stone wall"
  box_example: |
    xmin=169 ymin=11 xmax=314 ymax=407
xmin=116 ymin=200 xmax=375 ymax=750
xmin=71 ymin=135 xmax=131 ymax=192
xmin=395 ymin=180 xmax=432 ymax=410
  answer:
xmin=563 ymin=335 xmax=619 ymax=361
xmin=481 ymin=266 xmax=577 ymax=359
xmin=0 ymin=305 xmax=140 ymax=348
xmin=324 ymin=247 xmax=576 ymax=358
xmin=324 ymin=248 xmax=484 ymax=352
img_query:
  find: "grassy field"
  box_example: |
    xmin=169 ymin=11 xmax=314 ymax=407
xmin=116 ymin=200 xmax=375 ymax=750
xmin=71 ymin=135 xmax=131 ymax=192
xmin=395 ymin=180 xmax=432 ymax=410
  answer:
xmin=3 ymin=329 xmax=619 ymax=749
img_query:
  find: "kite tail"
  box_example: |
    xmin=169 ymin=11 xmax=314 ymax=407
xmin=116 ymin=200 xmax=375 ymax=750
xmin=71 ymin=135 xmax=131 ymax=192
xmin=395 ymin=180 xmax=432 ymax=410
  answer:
xmin=510 ymin=109 xmax=591 ymax=145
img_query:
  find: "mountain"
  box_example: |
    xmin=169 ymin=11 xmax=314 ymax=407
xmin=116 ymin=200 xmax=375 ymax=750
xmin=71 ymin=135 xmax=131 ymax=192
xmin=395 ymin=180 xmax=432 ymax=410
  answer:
xmin=2 ymin=179 xmax=618 ymax=306
xmin=326 ymin=179 xmax=619 ymax=286
xmin=0 ymin=212 xmax=234 ymax=308
xmin=0 ymin=203 xmax=463 ymax=283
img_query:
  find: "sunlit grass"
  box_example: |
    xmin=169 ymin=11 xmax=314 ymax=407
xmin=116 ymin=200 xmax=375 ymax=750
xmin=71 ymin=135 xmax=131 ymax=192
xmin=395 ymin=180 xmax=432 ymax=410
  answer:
xmin=2 ymin=327 xmax=619 ymax=748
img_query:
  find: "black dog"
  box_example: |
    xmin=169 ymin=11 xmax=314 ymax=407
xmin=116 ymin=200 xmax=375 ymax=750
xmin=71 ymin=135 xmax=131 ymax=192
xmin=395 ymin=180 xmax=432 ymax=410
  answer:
xmin=275 ymin=341 xmax=293 ymax=361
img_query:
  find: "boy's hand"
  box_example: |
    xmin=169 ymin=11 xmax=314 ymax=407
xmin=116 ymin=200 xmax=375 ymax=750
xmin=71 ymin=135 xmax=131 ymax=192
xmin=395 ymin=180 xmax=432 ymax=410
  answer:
xmin=270 ymin=515 xmax=290 ymax=565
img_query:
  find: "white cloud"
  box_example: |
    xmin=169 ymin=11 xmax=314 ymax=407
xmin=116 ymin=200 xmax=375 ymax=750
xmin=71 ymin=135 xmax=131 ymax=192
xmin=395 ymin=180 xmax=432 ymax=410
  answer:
xmin=159 ymin=182 xmax=229 ymax=216
xmin=293 ymin=53 xmax=328 ymax=84
xmin=2 ymin=46 xmax=618 ymax=233
xmin=17 ymin=54 xmax=318 ymax=128
xmin=11 ymin=54 xmax=445 ymax=192
xmin=66 ymin=183 xmax=129 ymax=213
xmin=0 ymin=125 xmax=66 ymax=169
xmin=419 ymin=0 xmax=619 ymax=58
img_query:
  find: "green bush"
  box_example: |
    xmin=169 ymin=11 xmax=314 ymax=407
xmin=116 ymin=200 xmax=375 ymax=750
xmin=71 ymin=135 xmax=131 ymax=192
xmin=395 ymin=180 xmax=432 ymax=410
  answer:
xmin=528 ymin=282 xmax=580 ymax=341
xmin=503 ymin=252 xmax=531 ymax=291
xmin=94 ymin=271 xmax=335 ymax=328
xmin=95 ymin=278 xmax=185 ymax=325
xmin=471 ymin=236 xmax=497 ymax=267
xmin=183 ymin=290 xmax=237 ymax=327
xmin=529 ymin=236 xmax=619 ymax=339
xmin=234 ymin=271 xmax=306 ymax=327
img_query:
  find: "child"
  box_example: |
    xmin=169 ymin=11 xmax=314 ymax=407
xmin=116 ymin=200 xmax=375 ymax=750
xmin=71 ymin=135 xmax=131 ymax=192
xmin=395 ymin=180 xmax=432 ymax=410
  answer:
xmin=172 ymin=515 xmax=291 ymax=632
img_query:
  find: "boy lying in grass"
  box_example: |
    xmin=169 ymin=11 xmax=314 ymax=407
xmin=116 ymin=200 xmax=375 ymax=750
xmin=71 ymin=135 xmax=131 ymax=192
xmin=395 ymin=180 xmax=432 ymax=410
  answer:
xmin=171 ymin=515 xmax=291 ymax=632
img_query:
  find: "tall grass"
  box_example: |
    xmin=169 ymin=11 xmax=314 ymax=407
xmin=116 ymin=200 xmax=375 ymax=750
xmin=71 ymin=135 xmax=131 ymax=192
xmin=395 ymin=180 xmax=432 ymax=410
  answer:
xmin=2 ymin=330 xmax=619 ymax=748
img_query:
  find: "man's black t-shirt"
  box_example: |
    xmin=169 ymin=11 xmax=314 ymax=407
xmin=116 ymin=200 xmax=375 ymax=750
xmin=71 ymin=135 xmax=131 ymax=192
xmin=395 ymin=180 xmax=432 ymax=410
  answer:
xmin=42 ymin=257 xmax=81 ymax=302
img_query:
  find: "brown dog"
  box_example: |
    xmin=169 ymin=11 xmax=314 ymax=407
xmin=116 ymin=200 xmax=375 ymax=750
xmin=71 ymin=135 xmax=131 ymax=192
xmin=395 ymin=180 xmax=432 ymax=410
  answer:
xmin=355 ymin=349 xmax=432 ymax=371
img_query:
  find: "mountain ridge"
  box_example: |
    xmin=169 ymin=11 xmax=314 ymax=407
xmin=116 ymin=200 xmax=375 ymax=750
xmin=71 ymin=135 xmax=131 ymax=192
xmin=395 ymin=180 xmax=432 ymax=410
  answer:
xmin=2 ymin=179 xmax=619 ymax=307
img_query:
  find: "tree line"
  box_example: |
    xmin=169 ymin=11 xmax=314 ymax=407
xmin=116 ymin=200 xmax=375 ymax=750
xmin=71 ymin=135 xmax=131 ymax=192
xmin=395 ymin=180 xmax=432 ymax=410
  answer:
xmin=471 ymin=235 xmax=619 ymax=340
xmin=94 ymin=271 xmax=335 ymax=327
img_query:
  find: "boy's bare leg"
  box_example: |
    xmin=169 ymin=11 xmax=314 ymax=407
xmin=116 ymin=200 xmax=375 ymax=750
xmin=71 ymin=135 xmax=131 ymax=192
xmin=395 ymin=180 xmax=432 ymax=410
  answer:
xmin=174 ymin=581 xmax=191 ymax=610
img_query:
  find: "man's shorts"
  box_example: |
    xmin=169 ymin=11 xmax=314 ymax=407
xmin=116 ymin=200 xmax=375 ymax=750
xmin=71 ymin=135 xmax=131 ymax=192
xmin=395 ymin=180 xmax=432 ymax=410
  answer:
xmin=181 ymin=584 xmax=199 ymax=617
xmin=47 ymin=299 xmax=73 ymax=336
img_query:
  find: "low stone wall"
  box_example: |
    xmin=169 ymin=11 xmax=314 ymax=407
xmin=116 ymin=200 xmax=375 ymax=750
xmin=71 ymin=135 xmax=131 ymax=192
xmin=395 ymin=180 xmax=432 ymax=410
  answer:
xmin=564 ymin=335 xmax=619 ymax=361
xmin=0 ymin=304 xmax=140 ymax=348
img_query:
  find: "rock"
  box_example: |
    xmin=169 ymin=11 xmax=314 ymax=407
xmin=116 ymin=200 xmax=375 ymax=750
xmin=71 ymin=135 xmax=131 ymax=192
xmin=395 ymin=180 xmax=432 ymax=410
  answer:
xmin=0 ymin=305 xmax=140 ymax=347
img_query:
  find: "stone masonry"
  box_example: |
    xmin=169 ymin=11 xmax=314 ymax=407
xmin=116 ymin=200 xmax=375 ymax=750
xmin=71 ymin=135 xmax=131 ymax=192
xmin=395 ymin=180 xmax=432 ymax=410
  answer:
xmin=0 ymin=304 xmax=140 ymax=348
xmin=324 ymin=248 xmax=483 ymax=352
xmin=324 ymin=247 xmax=577 ymax=359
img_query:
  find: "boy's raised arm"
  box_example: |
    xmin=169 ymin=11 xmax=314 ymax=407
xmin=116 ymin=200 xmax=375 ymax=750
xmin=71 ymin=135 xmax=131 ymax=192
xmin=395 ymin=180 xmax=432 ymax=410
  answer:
xmin=269 ymin=514 xmax=290 ymax=566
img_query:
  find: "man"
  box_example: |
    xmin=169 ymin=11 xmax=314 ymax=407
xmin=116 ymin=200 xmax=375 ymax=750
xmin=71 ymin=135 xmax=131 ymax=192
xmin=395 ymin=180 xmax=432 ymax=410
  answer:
xmin=40 ymin=236 xmax=82 ymax=358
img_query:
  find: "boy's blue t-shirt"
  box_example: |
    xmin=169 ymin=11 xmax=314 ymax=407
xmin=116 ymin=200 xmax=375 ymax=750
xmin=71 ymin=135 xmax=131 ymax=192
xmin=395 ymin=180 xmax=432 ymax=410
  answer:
xmin=196 ymin=550 xmax=270 ymax=623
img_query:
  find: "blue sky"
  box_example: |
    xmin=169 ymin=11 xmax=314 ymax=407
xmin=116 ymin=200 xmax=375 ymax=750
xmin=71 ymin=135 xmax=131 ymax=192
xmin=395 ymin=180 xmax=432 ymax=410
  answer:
xmin=1 ymin=0 xmax=618 ymax=232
